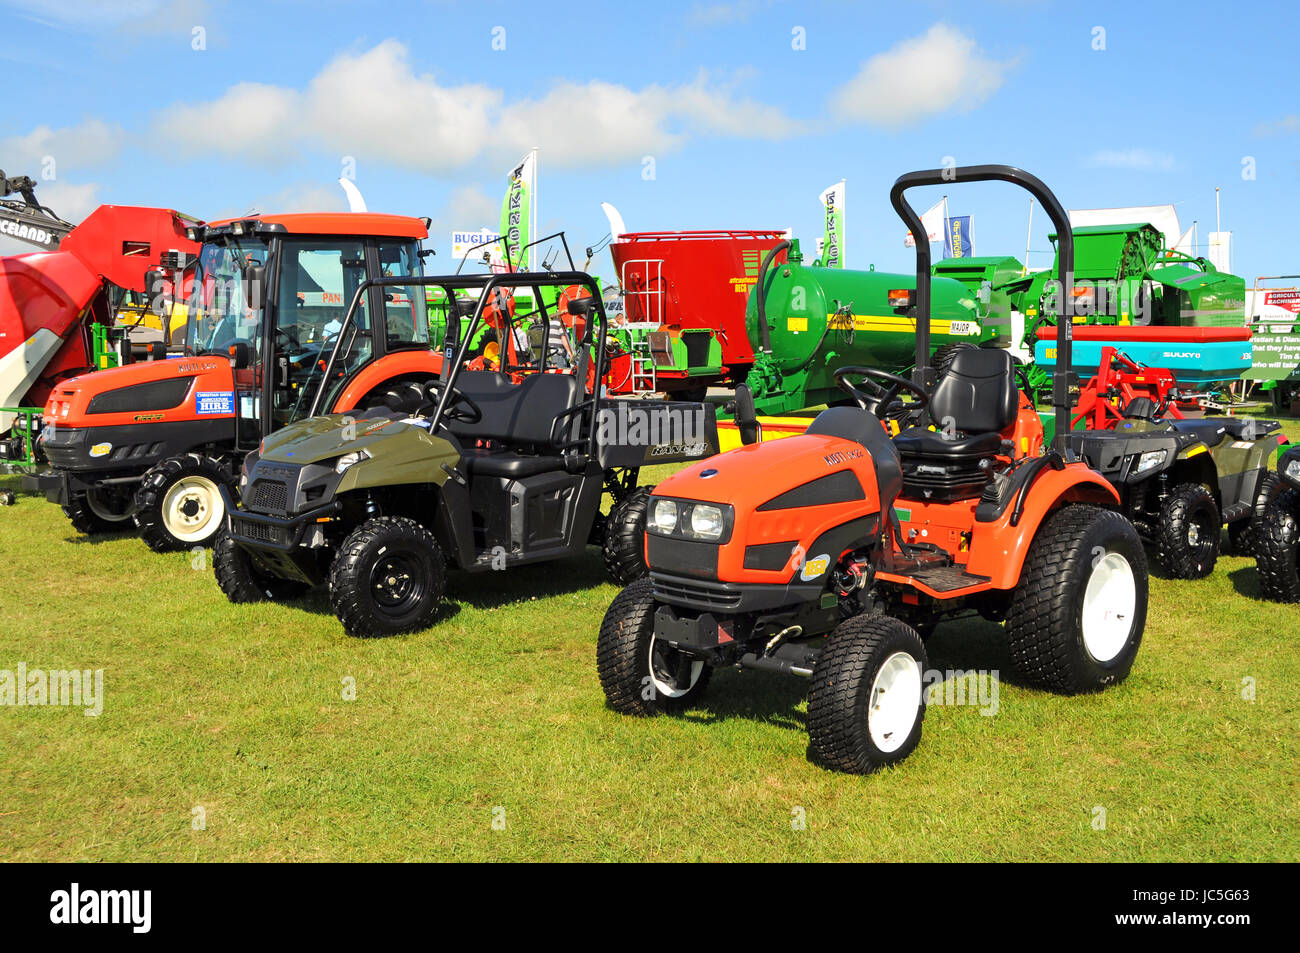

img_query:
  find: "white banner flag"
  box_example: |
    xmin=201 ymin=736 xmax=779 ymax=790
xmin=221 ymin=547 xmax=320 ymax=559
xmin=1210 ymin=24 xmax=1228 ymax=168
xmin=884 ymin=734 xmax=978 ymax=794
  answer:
xmin=1207 ymin=231 xmax=1232 ymax=272
xmin=904 ymin=200 xmax=945 ymax=247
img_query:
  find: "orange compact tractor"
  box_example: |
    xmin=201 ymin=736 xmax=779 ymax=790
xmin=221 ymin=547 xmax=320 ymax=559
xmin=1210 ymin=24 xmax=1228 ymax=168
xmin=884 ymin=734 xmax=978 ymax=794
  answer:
xmin=31 ymin=213 xmax=443 ymax=549
xmin=597 ymin=165 xmax=1150 ymax=774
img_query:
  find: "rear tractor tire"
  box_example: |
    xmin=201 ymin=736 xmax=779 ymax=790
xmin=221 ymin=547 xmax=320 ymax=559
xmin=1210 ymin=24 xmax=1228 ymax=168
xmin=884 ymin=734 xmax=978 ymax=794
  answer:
xmin=597 ymin=577 xmax=711 ymax=716
xmin=1155 ymin=482 xmax=1220 ymax=579
xmin=328 ymin=516 xmax=446 ymax=637
xmin=63 ymin=486 xmax=135 ymax=535
xmin=135 ymin=453 xmax=232 ymax=552
xmin=1255 ymin=487 xmax=1300 ymax=603
xmin=213 ymin=530 xmax=311 ymax=603
xmin=1006 ymin=505 xmax=1147 ymax=694
xmin=807 ymin=614 xmax=928 ymax=775
xmin=602 ymin=484 xmax=654 ymax=586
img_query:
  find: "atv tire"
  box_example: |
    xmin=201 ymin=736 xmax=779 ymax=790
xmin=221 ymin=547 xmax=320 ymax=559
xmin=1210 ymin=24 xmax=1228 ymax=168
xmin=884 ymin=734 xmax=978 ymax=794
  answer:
xmin=1006 ymin=505 xmax=1147 ymax=694
xmin=602 ymin=485 xmax=654 ymax=585
xmin=1256 ymin=487 xmax=1300 ymax=603
xmin=1156 ymin=482 xmax=1221 ymax=579
xmin=63 ymin=487 xmax=135 ymax=535
xmin=213 ymin=530 xmax=310 ymax=603
xmin=328 ymin=516 xmax=446 ymax=637
xmin=597 ymin=577 xmax=711 ymax=715
xmin=1226 ymin=471 xmax=1280 ymax=557
xmin=807 ymin=614 xmax=928 ymax=774
xmin=135 ymin=453 xmax=232 ymax=552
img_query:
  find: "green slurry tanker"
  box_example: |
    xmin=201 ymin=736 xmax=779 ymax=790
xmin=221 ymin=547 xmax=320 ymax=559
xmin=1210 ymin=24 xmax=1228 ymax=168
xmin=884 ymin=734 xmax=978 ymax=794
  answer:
xmin=743 ymin=239 xmax=991 ymax=414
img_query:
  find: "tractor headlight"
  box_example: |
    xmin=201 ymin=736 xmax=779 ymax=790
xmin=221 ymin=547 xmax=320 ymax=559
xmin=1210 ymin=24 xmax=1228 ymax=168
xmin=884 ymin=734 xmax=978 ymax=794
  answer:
xmin=1286 ymin=456 xmax=1300 ymax=484
xmin=1134 ymin=449 xmax=1167 ymax=475
xmin=650 ymin=499 xmax=678 ymax=535
xmin=687 ymin=504 xmax=725 ymax=540
xmin=335 ymin=450 xmax=371 ymax=474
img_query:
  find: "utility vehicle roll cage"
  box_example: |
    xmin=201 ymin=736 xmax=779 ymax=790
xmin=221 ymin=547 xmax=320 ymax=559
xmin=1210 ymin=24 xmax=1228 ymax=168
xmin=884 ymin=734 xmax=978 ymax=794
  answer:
xmin=310 ymin=264 xmax=608 ymax=460
xmin=891 ymin=164 xmax=1077 ymax=453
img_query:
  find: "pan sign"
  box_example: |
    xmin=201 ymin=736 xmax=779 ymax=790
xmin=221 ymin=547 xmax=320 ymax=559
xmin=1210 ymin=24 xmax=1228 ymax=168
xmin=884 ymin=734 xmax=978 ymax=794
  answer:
xmin=195 ymin=392 xmax=235 ymax=415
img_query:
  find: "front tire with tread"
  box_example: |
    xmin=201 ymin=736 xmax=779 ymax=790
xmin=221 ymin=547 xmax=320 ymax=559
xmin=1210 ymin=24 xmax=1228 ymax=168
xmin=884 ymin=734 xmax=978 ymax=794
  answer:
xmin=134 ymin=453 xmax=232 ymax=552
xmin=602 ymin=484 xmax=654 ymax=585
xmin=1155 ymin=482 xmax=1220 ymax=579
xmin=1256 ymin=487 xmax=1300 ymax=602
xmin=327 ymin=516 xmax=446 ymax=637
xmin=213 ymin=530 xmax=310 ymax=603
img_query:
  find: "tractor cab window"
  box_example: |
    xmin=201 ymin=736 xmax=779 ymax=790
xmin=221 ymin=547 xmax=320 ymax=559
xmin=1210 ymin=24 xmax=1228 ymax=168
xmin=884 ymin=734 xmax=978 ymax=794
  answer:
xmin=376 ymin=241 xmax=431 ymax=351
xmin=187 ymin=237 xmax=270 ymax=360
xmin=272 ymin=239 xmax=370 ymax=427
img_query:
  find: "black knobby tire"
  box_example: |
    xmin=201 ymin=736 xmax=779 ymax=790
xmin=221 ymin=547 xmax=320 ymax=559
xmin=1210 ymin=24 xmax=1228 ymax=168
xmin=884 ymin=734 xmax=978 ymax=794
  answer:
xmin=1227 ymin=471 xmax=1279 ymax=557
xmin=134 ymin=453 xmax=232 ymax=552
xmin=931 ymin=342 xmax=978 ymax=379
xmin=213 ymin=530 xmax=310 ymax=603
xmin=807 ymin=614 xmax=928 ymax=775
xmin=1256 ymin=487 xmax=1300 ymax=603
xmin=596 ymin=577 xmax=711 ymax=715
xmin=602 ymin=484 xmax=654 ymax=585
xmin=327 ymin=516 xmax=446 ymax=637
xmin=63 ymin=487 xmax=134 ymax=535
xmin=1006 ymin=505 xmax=1147 ymax=694
xmin=1155 ymin=482 xmax=1221 ymax=579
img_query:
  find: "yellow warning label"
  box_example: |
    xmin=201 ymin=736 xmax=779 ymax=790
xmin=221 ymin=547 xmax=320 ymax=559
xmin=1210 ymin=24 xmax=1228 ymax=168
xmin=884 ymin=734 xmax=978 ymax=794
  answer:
xmin=787 ymin=316 xmax=808 ymax=332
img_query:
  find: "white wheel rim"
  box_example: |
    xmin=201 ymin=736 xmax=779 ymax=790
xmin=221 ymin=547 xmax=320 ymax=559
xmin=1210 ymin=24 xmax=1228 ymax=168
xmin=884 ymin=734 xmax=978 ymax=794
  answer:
xmin=647 ymin=635 xmax=703 ymax=699
xmin=161 ymin=476 xmax=223 ymax=542
xmin=867 ymin=651 xmax=923 ymax=753
xmin=1081 ymin=551 xmax=1136 ymax=662
xmin=86 ymin=489 xmax=133 ymax=523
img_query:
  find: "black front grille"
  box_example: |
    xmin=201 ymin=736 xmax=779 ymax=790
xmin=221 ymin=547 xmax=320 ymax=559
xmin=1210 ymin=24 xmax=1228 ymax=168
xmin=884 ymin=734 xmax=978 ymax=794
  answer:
xmin=249 ymin=480 xmax=289 ymax=513
xmin=652 ymin=574 xmax=743 ymax=612
xmin=239 ymin=520 xmax=284 ymax=545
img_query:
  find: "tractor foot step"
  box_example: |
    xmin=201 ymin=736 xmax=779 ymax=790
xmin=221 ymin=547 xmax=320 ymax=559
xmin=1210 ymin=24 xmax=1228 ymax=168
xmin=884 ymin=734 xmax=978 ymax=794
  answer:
xmin=907 ymin=565 xmax=992 ymax=593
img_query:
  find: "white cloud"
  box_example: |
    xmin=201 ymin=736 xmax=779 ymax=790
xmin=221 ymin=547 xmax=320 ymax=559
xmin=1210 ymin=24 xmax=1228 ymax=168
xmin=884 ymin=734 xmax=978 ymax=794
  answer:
xmin=0 ymin=119 xmax=123 ymax=172
xmin=149 ymin=41 xmax=803 ymax=172
xmin=37 ymin=181 xmax=101 ymax=223
xmin=1090 ymin=149 xmax=1175 ymax=171
xmin=830 ymin=24 xmax=1013 ymax=128
xmin=2 ymin=0 xmax=208 ymax=31
xmin=689 ymin=0 xmax=770 ymax=26
xmin=1255 ymin=114 xmax=1300 ymax=136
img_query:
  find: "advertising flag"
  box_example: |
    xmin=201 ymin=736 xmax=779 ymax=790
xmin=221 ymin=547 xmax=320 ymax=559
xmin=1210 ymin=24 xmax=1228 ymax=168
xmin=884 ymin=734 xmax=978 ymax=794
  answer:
xmin=819 ymin=180 xmax=845 ymax=268
xmin=944 ymin=215 xmax=972 ymax=258
xmin=904 ymin=200 xmax=945 ymax=247
xmin=499 ymin=151 xmax=535 ymax=271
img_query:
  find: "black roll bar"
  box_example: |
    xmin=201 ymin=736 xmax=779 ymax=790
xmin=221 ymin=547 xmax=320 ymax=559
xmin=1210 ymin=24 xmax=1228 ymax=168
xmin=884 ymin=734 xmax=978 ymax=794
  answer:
xmin=889 ymin=164 xmax=1075 ymax=453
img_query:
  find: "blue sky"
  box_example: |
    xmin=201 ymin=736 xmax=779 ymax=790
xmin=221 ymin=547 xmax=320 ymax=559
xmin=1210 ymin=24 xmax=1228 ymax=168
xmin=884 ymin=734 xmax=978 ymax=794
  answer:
xmin=2 ymin=0 xmax=1297 ymax=278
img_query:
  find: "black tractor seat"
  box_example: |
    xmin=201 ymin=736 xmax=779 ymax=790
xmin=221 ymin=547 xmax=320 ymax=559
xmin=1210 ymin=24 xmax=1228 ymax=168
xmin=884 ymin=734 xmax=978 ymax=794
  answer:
xmin=892 ymin=429 xmax=1002 ymax=458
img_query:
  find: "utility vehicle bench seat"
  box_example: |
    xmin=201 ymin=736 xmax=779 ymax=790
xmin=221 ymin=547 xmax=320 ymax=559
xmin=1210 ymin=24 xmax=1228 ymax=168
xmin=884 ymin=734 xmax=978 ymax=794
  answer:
xmin=449 ymin=370 xmax=584 ymax=451
xmin=459 ymin=448 xmax=566 ymax=478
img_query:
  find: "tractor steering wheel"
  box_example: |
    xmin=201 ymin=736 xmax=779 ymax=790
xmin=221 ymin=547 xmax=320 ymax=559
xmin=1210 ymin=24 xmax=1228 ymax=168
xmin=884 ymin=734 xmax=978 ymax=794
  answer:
xmin=834 ymin=365 xmax=931 ymax=419
xmin=425 ymin=380 xmax=483 ymax=424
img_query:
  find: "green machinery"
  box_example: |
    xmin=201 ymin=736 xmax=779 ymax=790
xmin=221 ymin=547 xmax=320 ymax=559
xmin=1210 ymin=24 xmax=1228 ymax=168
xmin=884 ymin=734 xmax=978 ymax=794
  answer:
xmin=744 ymin=239 xmax=990 ymax=414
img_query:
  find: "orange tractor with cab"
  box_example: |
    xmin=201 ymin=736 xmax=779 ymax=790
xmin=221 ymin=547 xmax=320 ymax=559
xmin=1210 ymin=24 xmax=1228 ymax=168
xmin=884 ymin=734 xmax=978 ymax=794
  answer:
xmin=597 ymin=165 xmax=1150 ymax=774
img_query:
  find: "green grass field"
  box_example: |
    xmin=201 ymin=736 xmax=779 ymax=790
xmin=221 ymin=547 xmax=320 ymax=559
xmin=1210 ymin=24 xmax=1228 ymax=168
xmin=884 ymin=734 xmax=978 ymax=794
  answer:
xmin=1 ymin=421 xmax=1297 ymax=862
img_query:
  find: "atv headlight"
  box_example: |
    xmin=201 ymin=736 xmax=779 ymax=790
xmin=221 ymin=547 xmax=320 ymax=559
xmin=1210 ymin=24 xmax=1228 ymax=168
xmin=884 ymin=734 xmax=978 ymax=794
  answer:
xmin=1286 ymin=457 xmax=1300 ymax=483
xmin=1134 ymin=449 xmax=1167 ymax=475
xmin=335 ymin=450 xmax=371 ymax=474
xmin=650 ymin=499 xmax=678 ymax=535
xmin=687 ymin=503 xmax=725 ymax=540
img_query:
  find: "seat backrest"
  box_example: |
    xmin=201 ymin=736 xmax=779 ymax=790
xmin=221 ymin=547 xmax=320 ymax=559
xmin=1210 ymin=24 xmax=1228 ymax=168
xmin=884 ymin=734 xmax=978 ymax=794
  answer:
xmin=805 ymin=406 xmax=902 ymax=510
xmin=450 ymin=370 xmax=583 ymax=450
xmin=930 ymin=348 xmax=1018 ymax=435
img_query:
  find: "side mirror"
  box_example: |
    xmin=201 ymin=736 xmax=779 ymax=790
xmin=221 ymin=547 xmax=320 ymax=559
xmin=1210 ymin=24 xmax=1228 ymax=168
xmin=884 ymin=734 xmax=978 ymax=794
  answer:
xmin=144 ymin=267 xmax=171 ymax=318
xmin=228 ymin=342 xmax=250 ymax=369
xmin=244 ymin=264 xmax=266 ymax=312
xmin=733 ymin=383 xmax=760 ymax=446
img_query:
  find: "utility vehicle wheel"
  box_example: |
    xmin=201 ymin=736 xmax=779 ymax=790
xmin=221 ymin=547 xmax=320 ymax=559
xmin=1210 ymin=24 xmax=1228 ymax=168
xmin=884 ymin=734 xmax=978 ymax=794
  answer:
xmin=1227 ymin=471 xmax=1279 ymax=556
xmin=213 ymin=530 xmax=310 ymax=603
xmin=602 ymin=485 xmax=654 ymax=585
xmin=597 ymin=577 xmax=711 ymax=715
xmin=1006 ymin=505 xmax=1147 ymax=694
xmin=807 ymin=614 xmax=928 ymax=775
xmin=1156 ymin=483 xmax=1220 ymax=579
xmin=328 ymin=516 xmax=446 ymax=637
xmin=63 ymin=487 xmax=134 ymax=534
xmin=135 ymin=453 xmax=231 ymax=552
xmin=1255 ymin=487 xmax=1300 ymax=603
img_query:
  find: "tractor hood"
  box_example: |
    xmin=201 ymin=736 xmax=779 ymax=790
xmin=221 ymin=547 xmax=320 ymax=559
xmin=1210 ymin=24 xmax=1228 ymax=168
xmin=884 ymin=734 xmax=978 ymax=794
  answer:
xmin=655 ymin=433 xmax=875 ymax=511
xmin=253 ymin=412 xmax=460 ymax=499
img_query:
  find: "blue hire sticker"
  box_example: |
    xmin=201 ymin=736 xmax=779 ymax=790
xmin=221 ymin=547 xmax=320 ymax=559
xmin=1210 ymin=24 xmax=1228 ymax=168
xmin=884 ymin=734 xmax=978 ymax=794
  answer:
xmin=195 ymin=392 xmax=235 ymax=415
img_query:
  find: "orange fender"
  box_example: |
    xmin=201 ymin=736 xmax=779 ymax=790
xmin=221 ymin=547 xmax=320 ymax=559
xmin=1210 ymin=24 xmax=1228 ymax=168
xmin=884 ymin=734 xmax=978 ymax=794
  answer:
xmin=331 ymin=350 xmax=444 ymax=412
xmin=964 ymin=462 xmax=1120 ymax=590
